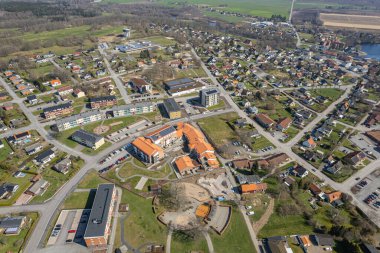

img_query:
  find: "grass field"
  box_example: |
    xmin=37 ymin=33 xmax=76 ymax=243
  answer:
xmin=78 ymin=170 xmax=109 ymax=189
xmin=63 ymin=190 xmax=95 ymax=209
xmin=0 ymin=138 xmax=13 ymax=162
xmin=251 ymin=136 xmax=273 ymax=152
xmin=118 ymin=160 xmax=171 ymax=179
xmin=104 ymin=0 xmax=291 ymax=18
xmin=197 ymin=112 xmax=239 ymax=148
xmin=320 ymin=13 xmax=380 ymax=30
xmin=171 ymin=233 xmax=209 ymax=253
xmin=210 ymin=207 xmax=256 ymax=252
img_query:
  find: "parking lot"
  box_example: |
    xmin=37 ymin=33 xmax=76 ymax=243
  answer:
xmin=47 ymin=209 xmax=90 ymax=247
xmin=353 ymin=169 xmax=380 ymax=211
xmin=350 ymin=133 xmax=380 ymax=159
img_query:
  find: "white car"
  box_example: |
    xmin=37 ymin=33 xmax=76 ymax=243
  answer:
xmin=245 ymin=205 xmax=252 ymax=210
xmin=323 ymin=247 xmax=332 ymax=251
xmin=246 ymin=211 xmax=255 ymax=216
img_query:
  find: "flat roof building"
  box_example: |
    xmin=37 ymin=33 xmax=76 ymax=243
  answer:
xmin=54 ymin=110 xmax=102 ymax=132
xmin=199 ymin=88 xmax=220 ymax=108
xmin=110 ymin=102 xmax=155 ymax=118
xmin=164 ymin=78 xmax=203 ymax=96
xmin=163 ymin=98 xmax=181 ymax=119
xmin=84 ymin=184 xmax=116 ymax=249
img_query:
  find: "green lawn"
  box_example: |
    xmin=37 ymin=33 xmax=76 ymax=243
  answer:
xmin=210 ymin=207 xmax=256 ymax=252
xmin=251 ymin=136 xmax=273 ymax=152
xmin=207 ymin=99 xmax=226 ymax=111
xmin=121 ymin=189 xmax=167 ymax=248
xmin=83 ymin=116 xmax=142 ymax=136
xmin=78 ymin=170 xmax=109 ymax=189
xmin=81 ymin=141 xmax=112 ymax=156
xmin=117 ymin=160 xmax=171 ymax=179
xmin=0 ymin=138 xmax=13 ymax=162
xmin=197 ymin=112 xmax=239 ymax=148
xmin=171 ymin=233 xmax=209 ymax=253
xmin=0 ymin=212 xmax=39 ymax=253
xmin=0 ymin=172 xmax=34 ymax=206
xmin=63 ymin=191 xmax=95 ymax=209
xmin=259 ymin=200 xmax=313 ymax=238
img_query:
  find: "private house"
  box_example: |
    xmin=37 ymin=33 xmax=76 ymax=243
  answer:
xmin=132 ymin=137 xmax=164 ymax=164
xmin=6 ymin=131 xmax=31 ymax=145
xmin=231 ymin=159 xmax=255 ymax=170
xmin=50 ymin=79 xmax=61 ymax=87
xmin=57 ymin=86 xmax=73 ymax=97
xmin=24 ymin=143 xmax=43 ymax=155
xmin=264 ymin=236 xmax=293 ymax=253
xmin=240 ymin=183 xmax=268 ymax=194
xmin=174 ymin=155 xmax=200 ymax=176
xmin=276 ymin=117 xmax=292 ymax=132
xmin=110 ymin=102 xmax=155 ymax=117
xmin=54 ymin=110 xmax=102 ymax=132
xmin=43 ymin=102 xmax=73 ymax=119
xmin=325 ymin=191 xmax=344 ymax=207
xmin=309 ymin=183 xmax=322 ymax=196
xmin=311 ymin=234 xmax=335 ymax=248
xmin=343 ymin=151 xmax=366 ymax=166
xmin=34 ymin=149 xmax=55 ymax=165
xmin=199 ymin=88 xmax=220 ymax=108
xmin=236 ymin=174 xmax=261 ymax=185
xmin=0 ymin=216 xmax=26 ymax=235
xmin=366 ymin=130 xmax=380 ymax=145
xmin=302 ymin=137 xmax=317 ymax=149
xmin=163 ymin=98 xmax=181 ymax=119
xmin=26 ymin=95 xmax=38 ymax=105
xmin=26 ymin=179 xmax=49 ymax=196
xmin=164 ymin=78 xmax=203 ymax=96
xmin=255 ymin=113 xmax=275 ymax=129
xmin=145 ymin=125 xmax=179 ymax=147
xmin=89 ymin=96 xmax=117 ymax=109
xmin=324 ymin=161 xmax=343 ymax=175
xmin=129 ymin=78 xmax=152 ymax=94
xmin=266 ymin=153 xmax=292 ymax=168
xmin=291 ymin=166 xmax=308 ymax=178
xmin=0 ymin=92 xmax=8 ymax=101
xmin=73 ymin=89 xmax=85 ymax=98
xmin=71 ymin=130 xmax=105 ymax=150
xmin=2 ymin=103 xmax=14 ymax=111
xmin=0 ymin=183 xmax=19 ymax=199
xmin=53 ymin=158 xmax=72 ymax=174
xmin=84 ymin=184 xmax=116 ymax=249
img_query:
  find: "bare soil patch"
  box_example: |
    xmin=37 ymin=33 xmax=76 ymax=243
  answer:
xmin=320 ymin=13 xmax=380 ymax=30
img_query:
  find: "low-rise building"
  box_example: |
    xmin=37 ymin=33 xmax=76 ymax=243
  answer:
xmin=175 ymin=155 xmax=200 ymax=176
xmin=110 ymin=102 xmax=155 ymax=117
xmin=129 ymin=78 xmax=152 ymax=94
xmin=26 ymin=95 xmax=38 ymax=105
xmin=43 ymin=102 xmax=73 ymax=119
xmin=34 ymin=149 xmax=55 ymax=165
xmin=54 ymin=110 xmax=102 ymax=132
xmin=276 ymin=117 xmax=292 ymax=132
xmin=73 ymin=89 xmax=85 ymax=98
xmin=343 ymin=151 xmax=366 ymax=166
xmin=24 ymin=143 xmax=43 ymax=155
xmin=71 ymin=130 xmax=105 ymax=150
xmin=164 ymin=78 xmax=203 ymax=96
xmin=0 ymin=216 xmax=26 ymax=235
xmin=84 ymin=184 xmax=116 ymax=248
xmin=199 ymin=88 xmax=220 ymax=107
xmin=26 ymin=179 xmax=49 ymax=196
xmin=53 ymin=158 xmax=72 ymax=174
xmin=6 ymin=131 xmax=31 ymax=145
xmin=57 ymin=86 xmax=73 ymax=97
xmin=255 ymin=113 xmax=275 ymax=129
xmin=240 ymin=183 xmax=267 ymax=194
xmin=163 ymin=98 xmax=181 ymax=119
xmin=90 ymin=96 xmax=117 ymax=109
xmin=50 ymin=79 xmax=61 ymax=87
xmin=145 ymin=125 xmax=179 ymax=147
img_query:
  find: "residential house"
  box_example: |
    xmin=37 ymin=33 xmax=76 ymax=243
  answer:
xmin=325 ymin=191 xmax=344 ymax=207
xmin=255 ymin=113 xmax=275 ymax=129
xmin=292 ymin=166 xmax=308 ymax=178
xmin=366 ymin=130 xmax=380 ymax=145
xmin=71 ymin=130 xmax=105 ymax=150
xmin=343 ymin=151 xmax=366 ymax=166
xmin=24 ymin=143 xmax=43 ymax=155
xmin=50 ymin=79 xmax=61 ymax=87
xmin=26 ymin=95 xmax=38 ymax=105
xmin=129 ymin=78 xmax=152 ymax=94
xmin=0 ymin=216 xmax=26 ymax=235
xmin=34 ymin=149 xmax=55 ymax=165
xmin=324 ymin=161 xmax=343 ymax=174
xmin=264 ymin=236 xmax=293 ymax=253
xmin=6 ymin=131 xmax=31 ymax=145
xmin=26 ymin=179 xmax=49 ymax=196
xmin=231 ymin=159 xmax=255 ymax=170
xmin=0 ymin=92 xmax=9 ymax=101
xmin=302 ymin=137 xmax=317 ymax=149
xmin=276 ymin=117 xmax=292 ymax=132
xmin=2 ymin=103 xmax=14 ymax=111
xmin=236 ymin=174 xmax=261 ymax=185
xmin=266 ymin=153 xmax=292 ymax=168
xmin=0 ymin=183 xmax=19 ymax=199
xmin=283 ymin=176 xmax=296 ymax=187
xmin=57 ymin=86 xmax=73 ymax=97
xmin=53 ymin=158 xmax=72 ymax=174
xmin=54 ymin=110 xmax=102 ymax=132
xmin=240 ymin=183 xmax=267 ymax=194
xmin=73 ymin=89 xmax=85 ymax=98
xmin=309 ymin=183 xmax=322 ymax=196
xmin=43 ymin=103 xmax=73 ymax=119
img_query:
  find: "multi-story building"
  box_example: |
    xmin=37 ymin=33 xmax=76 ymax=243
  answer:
xmin=163 ymin=98 xmax=181 ymax=119
xmin=110 ymin=102 xmax=155 ymax=117
xmin=199 ymin=88 xmax=220 ymax=107
xmin=129 ymin=78 xmax=152 ymax=94
xmin=84 ymin=184 xmax=116 ymax=249
xmin=71 ymin=129 xmax=105 ymax=150
xmin=131 ymin=137 xmax=164 ymax=164
xmin=54 ymin=110 xmax=102 ymax=132
xmin=145 ymin=125 xmax=179 ymax=147
xmin=43 ymin=102 xmax=73 ymax=119
xmin=89 ymin=96 xmax=117 ymax=109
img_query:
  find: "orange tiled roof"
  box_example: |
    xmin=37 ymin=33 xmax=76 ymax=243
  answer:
xmin=195 ymin=204 xmax=210 ymax=218
xmin=326 ymin=191 xmax=342 ymax=203
xmin=175 ymin=155 xmax=197 ymax=172
xmin=241 ymin=183 xmax=267 ymax=193
xmin=307 ymin=137 xmax=316 ymax=146
xmin=300 ymin=236 xmax=311 ymax=247
xmin=50 ymin=79 xmax=61 ymax=84
xmin=132 ymin=137 xmax=162 ymax=156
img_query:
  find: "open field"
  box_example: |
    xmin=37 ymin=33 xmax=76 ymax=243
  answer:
xmin=104 ymin=0 xmax=292 ymax=18
xmin=320 ymin=13 xmax=380 ymax=30
xmin=78 ymin=170 xmax=109 ymax=189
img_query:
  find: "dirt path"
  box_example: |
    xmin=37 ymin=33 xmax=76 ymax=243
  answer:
xmin=253 ymin=198 xmax=275 ymax=233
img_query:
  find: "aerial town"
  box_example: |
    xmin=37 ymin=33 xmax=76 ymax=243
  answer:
xmin=0 ymin=0 xmax=379 ymax=253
